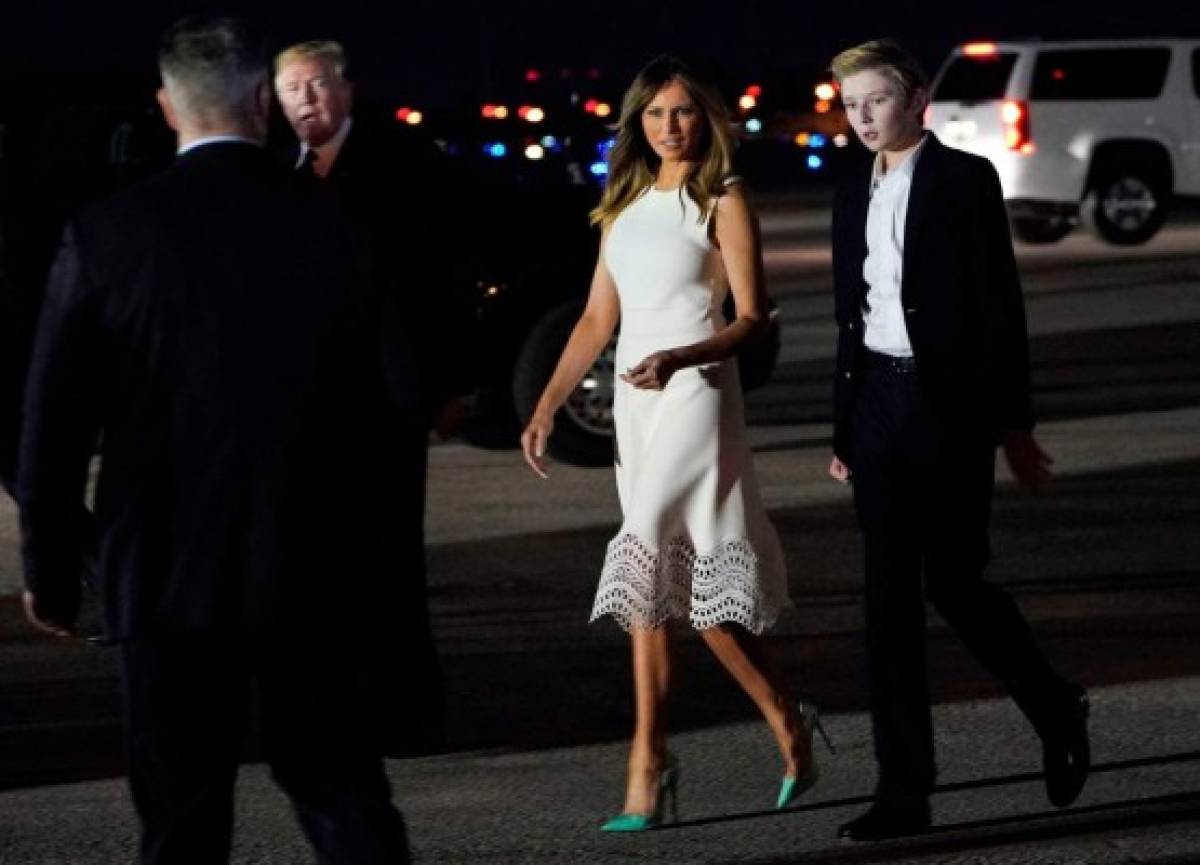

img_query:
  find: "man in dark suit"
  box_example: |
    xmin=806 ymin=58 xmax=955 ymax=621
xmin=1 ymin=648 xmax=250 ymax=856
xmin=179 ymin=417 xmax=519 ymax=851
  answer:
xmin=826 ymin=40 xmax=1091 ymax=842
xmin=272 ymin=39 xmax=457 ymax=757
xmin=19 ymin=17 xmax=412 ymax=863
xmin=272 ymin=39 xmax=462 ymax=422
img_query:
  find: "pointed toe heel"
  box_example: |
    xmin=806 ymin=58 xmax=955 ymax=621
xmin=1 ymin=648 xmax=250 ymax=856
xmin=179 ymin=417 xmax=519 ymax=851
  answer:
xmin=777 ymin=702 xmax=834 ymax=809
xmin=601 ymin=753 xmax=680 ymax=832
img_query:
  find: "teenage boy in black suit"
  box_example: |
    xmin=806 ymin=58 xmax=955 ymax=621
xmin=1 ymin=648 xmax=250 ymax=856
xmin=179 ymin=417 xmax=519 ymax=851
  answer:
xmin=826 ymin=39 xmax=1090 ymax=842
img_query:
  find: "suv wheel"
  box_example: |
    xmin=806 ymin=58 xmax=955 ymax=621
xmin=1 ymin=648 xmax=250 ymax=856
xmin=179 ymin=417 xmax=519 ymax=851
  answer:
xmin=1082 ymin=168 xmax=1168 ymax=245
xmin=512 ymin=300 xmax=615 ymax=467
xmin=1010 ymin=216 xmax=1072 ymax=245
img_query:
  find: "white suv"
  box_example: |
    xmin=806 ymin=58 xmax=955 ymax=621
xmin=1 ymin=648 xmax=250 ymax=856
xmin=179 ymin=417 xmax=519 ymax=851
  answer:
xmin=928 ymin=39 xmax=1200 ymax=244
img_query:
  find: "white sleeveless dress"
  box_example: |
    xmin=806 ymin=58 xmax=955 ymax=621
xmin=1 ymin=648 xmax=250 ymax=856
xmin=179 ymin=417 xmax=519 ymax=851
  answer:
xmin=588 ymin=185 xmax=789 ymax=633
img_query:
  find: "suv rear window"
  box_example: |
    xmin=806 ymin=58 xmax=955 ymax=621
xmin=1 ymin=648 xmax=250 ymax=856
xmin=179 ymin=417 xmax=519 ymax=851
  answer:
xmin=1031 ymin=48 xmax=1171 ymax=100
xmin=932 ymin=53 xmax=1018 ymax=102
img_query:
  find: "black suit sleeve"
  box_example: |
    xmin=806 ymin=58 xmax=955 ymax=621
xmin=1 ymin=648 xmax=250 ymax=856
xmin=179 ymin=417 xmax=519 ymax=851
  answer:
xmin=0 ymin=234 xmax=22 ymax=494
xmin=977 ymin=160 xmax=1035 ymax=435
xmin=830 ymin=179 xmax=849 ymax=324
xmin=830 ymin=173 xmax=864 ymax=463
xmin=17 ymin=221 xmax=103 ymax=623
xmin=399 ymin=143 xmax=473 ymax=416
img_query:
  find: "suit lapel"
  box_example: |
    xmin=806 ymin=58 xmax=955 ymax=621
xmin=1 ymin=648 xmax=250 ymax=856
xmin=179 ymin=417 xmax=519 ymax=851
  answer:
xmin=326 ymin=124 xmax=359 ymax=185
xmin=901 ymin=133 xmax=942 ymax=300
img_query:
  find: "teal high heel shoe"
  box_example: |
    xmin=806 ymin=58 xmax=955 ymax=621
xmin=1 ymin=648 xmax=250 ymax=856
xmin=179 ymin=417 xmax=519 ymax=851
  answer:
xmin=601 ymin=753 xmax=680 ymax=832
xmin=777 ymin=702 xmax=835 ymax=809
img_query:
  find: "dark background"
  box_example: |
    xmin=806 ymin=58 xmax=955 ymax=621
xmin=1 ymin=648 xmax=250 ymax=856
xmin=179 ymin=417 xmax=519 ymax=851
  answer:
xmin=3 ymin=0 xmax=1199 ymax=110
xmin=1 ymin=1 xmax=1198 ymax=301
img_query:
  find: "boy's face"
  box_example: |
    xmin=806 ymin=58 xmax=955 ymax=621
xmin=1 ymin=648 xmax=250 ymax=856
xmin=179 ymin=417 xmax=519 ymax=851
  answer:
xmin=840 ymin=67 xmax=926 ymax=153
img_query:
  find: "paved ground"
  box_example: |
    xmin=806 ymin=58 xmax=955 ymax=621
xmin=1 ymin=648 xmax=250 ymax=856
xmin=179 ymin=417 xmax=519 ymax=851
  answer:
xmin=1 ymin=677 xmax=1198 ymax=863
xmin=0 ymin=207 xmax=1197 ymax=862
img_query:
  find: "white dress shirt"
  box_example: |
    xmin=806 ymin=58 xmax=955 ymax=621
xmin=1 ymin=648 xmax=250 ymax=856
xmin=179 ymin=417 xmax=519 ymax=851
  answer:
xmin=862 ymin=134 xmax=929 ymax=358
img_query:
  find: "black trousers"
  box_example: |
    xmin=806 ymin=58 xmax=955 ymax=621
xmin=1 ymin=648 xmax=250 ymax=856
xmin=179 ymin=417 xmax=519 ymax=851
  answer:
xmin=119 ymin=631 xmax=410 ymax=865
xmin=848 ymin=353 xmax=1071 ymax=805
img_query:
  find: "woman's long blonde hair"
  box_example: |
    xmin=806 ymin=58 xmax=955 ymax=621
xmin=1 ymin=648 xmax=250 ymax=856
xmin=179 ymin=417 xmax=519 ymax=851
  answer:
xmin=590 ymin=55 xmax=735 ymax=228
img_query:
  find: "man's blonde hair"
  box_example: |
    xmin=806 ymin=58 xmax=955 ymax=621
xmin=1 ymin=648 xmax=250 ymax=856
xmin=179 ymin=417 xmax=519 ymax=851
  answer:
xmin=830 ymin=39 xmax=929 ymax=101
xmin=274 ymin=40 xmax=347 ymax=78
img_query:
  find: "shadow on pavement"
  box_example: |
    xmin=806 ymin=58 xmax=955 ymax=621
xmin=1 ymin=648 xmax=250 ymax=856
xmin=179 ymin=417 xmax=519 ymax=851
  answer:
xmin=1 ymin=457 xmax=1198 ymax=793
xmin=653 ymin=752 xmax=1200 ymax=830
xmin=737 ymin=790 xmax=1200 ymax=865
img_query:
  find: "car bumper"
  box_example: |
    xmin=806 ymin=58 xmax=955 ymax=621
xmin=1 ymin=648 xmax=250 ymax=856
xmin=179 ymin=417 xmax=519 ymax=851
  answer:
xmin=989 ymin=147 xmax=1088 ymax=205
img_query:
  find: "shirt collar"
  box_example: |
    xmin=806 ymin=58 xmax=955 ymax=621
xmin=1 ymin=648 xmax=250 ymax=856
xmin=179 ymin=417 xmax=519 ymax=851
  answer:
xmin=296 ymin=117 xmax=353 ymax=170
xmin=871 ymin=131 xmax=929 ymax=190
xmin=177 ymin=135 xmax=260 ymax=155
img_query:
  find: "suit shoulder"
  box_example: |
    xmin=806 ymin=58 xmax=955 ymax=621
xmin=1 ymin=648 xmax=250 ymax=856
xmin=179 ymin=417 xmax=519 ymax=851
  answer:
xmin=936 ymin=142 xmax=1000 ymax=186
xmin=346 ymin=121 xmax=445 ymax=165
xmin=69 ymin=164 xmax=182 ymax=246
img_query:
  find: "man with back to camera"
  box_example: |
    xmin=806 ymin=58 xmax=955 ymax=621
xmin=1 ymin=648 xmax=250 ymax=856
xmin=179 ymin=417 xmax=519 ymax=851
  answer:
xmin=18 ymin=16 xmax=415 ymax=862
xmin=826 ymin=39 xmax=1091 ymax=842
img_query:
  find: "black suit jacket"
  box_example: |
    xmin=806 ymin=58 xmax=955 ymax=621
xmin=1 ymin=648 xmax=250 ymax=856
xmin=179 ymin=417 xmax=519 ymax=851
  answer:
xmin=18 ymin=142 xmax=410 ymax=640
xmin=285 ymin=125 xmax=451 ymax=753
xmin=831 ymin=134 xmax=1034 ymax=463
xmin=287 ymin=122 xmax=466 ymax=424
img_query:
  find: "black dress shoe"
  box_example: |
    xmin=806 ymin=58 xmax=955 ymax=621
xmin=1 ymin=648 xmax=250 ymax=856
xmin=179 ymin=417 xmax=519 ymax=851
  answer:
xmin=1043 ymin=687 xmax=1090 ymax=807
xmin=837 ymin=800 xmax=931 ymax=842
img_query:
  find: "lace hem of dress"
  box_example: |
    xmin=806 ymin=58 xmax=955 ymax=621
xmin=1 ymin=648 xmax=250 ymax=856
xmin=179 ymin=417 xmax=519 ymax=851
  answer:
xmin=589 ymin=532 xmax=786 ymax=634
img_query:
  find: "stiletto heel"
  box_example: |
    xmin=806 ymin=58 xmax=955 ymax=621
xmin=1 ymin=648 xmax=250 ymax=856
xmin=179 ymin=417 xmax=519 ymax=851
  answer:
xmin=811 ymin=708 xmax=836 ymax=755
xmin=601 ymin=752 xmax=680 ymax=832
xmin=664 ymin=763 xmax=680 ymax=824
xmin=777 ymin=702 xmax=831 ymax=809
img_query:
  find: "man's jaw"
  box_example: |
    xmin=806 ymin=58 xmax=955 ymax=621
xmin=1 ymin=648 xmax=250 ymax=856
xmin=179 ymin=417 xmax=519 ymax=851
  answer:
xmin=294 ymin=116 xmax=335 ymax=148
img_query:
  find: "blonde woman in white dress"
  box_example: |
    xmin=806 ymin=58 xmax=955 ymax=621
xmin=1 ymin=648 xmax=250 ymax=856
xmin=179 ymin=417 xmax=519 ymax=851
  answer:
xmin=521 ymin=55 xmax=827 ymax=831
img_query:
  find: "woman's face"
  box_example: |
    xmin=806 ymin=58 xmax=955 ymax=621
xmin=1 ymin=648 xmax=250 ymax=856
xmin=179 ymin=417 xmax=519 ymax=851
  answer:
xmin=641 ymin=78 xmax=704 ymax=164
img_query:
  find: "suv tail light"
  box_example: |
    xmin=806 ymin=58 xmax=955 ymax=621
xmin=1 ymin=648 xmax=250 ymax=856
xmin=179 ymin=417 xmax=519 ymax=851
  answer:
xmin=963 ymin=42 xmax=999 ymax=57
xmin=1001 ymin=99 xmax=1034 ymax=153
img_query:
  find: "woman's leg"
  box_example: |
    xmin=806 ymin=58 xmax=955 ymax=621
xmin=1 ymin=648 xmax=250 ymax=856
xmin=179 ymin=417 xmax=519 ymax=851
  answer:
xmin=621 ymin=625 xmax=672 ymax=814
xmin=699 ymin=624 xmax=810 ymax=778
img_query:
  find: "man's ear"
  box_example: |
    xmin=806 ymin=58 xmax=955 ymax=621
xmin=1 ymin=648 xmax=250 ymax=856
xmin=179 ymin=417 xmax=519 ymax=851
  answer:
xmin=254 ymin=79 xmax=272 ymax=118
xmin=156 ymin=87 xmax=180 ymax=132
xmin=908 ymin=86 xmax=931 ymax=120
xmin=246 ymin=79 xmax=273 ymax=141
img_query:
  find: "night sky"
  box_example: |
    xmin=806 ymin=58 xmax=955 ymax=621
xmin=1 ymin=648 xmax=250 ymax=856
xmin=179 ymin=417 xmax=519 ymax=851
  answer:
xmin=3 ymin=1 xmax=1199 ymax=110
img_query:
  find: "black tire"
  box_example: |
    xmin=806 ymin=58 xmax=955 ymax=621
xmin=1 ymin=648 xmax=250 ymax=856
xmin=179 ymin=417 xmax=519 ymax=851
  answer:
xmin=457 ymin=386 xmax=521 ymax=449
xmin=512 ymin=300 xmax=615 ymax=467
xmin=1081 ymin=166 xmax=1168 ymax=245
xmin=738 ymin=312 xmax=782 ymax=392
xmin=722 ymin=295 xmax=781 ymax=392
xmin=1010 ymin=216 xmax=1072 ymax=245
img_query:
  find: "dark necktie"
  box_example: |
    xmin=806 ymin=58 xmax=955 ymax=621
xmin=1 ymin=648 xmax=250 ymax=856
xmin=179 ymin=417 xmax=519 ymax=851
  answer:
xmin=299 ymin=148 xmax=318 ymax=176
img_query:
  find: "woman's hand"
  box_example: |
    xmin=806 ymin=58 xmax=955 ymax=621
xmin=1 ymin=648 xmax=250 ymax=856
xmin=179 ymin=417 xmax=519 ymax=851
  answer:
xmin=520 ymin=411 xmax=555 ymax=478
xmin=828 ymin=456 xmax=851 ymax=484
xmin=1002 ymin=430 xmax=1053 ymax=491
xmin=620 ymin=350 xmax=681 ymax=390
